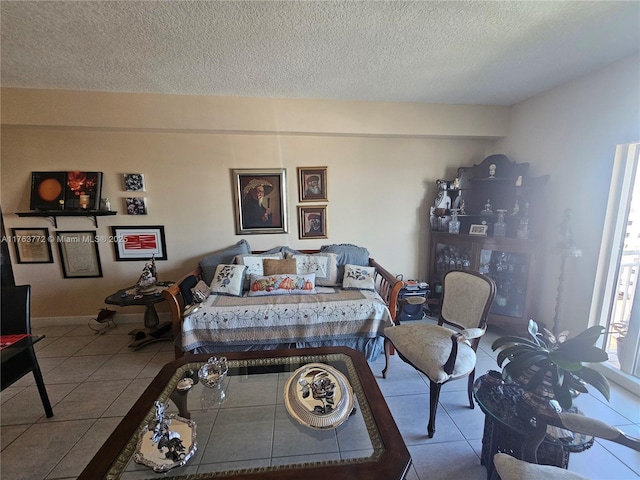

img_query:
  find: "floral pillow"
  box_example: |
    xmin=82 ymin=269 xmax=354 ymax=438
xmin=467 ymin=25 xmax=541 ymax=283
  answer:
xmin=287 ymin=252 xmax=339 ymax=286
xmin=235 ymin=253 xmax=284 ymax=289
xmin=342 ymin=264 xmax=376 ymax=291
xmin=247 ymin=273 xmax=317 ymax=296
xmin=209 ymin=264 xmax=246 ymax=297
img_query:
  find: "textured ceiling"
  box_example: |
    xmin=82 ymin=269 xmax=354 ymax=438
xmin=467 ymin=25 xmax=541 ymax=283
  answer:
xmin=1 ymin=1 xmax=639 ymax=106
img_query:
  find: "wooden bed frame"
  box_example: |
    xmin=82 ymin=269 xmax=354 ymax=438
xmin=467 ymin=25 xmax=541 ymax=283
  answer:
xmin=162 ymin=250 xmax=403 ymax=358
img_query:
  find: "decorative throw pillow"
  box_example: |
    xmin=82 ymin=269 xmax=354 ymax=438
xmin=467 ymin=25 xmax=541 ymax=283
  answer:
xmin=190 ymin=280 xmax=211 ymax=303
xmin=320 ymin=244 xmax=370 ymax=282
xmin=235 ymin=253 xmax=284 ymax=277
xmin=288 ymin=252 xmax=339 ymax=286
xmin=263 ymin=258 xmax=297 ymax=275
xmin=209 ymin=264 xmax=246 ymax=297
xmin=342 ymin=264 xmax=376 ymax=291
xmin=247 ymin=273 xmax=317 ymax=296
xmin=199 ymin=239 xmax=251 ymax=285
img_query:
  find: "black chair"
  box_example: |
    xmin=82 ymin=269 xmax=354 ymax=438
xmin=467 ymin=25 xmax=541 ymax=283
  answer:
xmin=1 ymin=285 xmax=53 ymax=417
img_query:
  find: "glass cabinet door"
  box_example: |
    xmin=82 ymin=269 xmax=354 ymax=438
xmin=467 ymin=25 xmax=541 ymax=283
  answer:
xmin=479 ymin=248 xmax=530 ymax=318
xmin=434 ymin=242 xmax=473 ymax=279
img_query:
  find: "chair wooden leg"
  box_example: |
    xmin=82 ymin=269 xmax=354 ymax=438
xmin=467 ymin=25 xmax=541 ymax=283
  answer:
xmin=29 ymin=348 xmax=53 ymax=417
xmin=382 ymin=337 xmax=391 ymax=379
xmin=467 ymin=369 xmax=476 ymax=409
xmin=428 ymin=380 xmax=442 ymax=438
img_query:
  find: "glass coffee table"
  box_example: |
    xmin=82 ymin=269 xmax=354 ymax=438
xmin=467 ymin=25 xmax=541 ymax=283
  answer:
xmin=78 ymin=347 xmax=411 ymax=479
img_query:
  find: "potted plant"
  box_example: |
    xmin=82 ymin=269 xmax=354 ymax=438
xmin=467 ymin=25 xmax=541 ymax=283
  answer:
xmin=492 ymin=320 xmax=610 ymax=409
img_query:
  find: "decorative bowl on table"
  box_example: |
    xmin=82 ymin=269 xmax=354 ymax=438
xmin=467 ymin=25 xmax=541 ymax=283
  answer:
xmin=198 ymin=357 xmax=228 ymax=388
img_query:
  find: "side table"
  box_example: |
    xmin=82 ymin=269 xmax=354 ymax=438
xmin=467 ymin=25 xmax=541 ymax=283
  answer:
xmin=104 ymin=281 xmax=174 ymax=350
xmin=473 ymin=371 xmax=594 ymax=480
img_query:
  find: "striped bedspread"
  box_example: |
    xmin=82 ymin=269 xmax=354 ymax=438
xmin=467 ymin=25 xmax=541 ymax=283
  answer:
xmin=181 ymin=288 xmax=393 ymax=352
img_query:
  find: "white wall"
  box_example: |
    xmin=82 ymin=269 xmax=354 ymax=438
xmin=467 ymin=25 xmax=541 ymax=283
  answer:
xmin=493 ymin=54 xmax=640 ymax=334
xmin=1 ymin=90 xmax=505 ymax=319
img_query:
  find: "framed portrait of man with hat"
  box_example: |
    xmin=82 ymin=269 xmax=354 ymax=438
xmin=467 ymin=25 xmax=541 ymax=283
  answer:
xmin=297 ymin=166 xmax=328 ymax=202
xmin=232 ymin=168 xmax=288 ymax=234
xmin=298 ymin=206 xmax=327 ymax=239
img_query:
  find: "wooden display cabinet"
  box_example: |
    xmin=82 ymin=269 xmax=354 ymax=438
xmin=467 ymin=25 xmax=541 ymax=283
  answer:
xmin=428 ymin=155 xmax=548 ymax=333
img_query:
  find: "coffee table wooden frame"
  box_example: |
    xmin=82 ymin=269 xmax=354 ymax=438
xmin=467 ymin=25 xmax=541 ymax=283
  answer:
xmin=78 ymin=346 xmax=411 ymax=480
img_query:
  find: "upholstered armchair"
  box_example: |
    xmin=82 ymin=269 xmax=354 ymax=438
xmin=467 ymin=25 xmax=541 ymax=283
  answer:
xmin=383 ymin=269 xmax=496 ymax=437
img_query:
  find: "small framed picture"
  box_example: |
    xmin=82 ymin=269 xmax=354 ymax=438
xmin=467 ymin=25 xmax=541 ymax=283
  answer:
xmin=469 ymin=224 xmax=488 ymax=236
xmin=123 ymin=173 xmax=145 ymax=192
xmin=56 ymin=231 xmax=103 ymax=278
xmin=298 ymin=167 xmax=328 ymax=202
xmin=10 ymin=228 xmax=53 ymax=264
xmin=125 ymin=197 xmax=147 ymax=215
xmin=298 ymin=206 xmax=327 ymax=239
xmin=111 ymin=225 xmax=167 ymax=261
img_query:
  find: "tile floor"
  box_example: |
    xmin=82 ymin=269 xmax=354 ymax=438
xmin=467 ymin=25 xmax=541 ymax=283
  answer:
xmin=1 ymin=319 xmax=639 ymax=480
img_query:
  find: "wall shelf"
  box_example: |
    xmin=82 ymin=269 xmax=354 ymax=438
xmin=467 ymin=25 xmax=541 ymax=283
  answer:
xmin=16 ymin=210 xmax=117 ymax=228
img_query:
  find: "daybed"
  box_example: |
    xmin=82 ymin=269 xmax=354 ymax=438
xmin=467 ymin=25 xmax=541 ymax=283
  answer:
xmin=162 ymin=242 xmax=402 ymax=361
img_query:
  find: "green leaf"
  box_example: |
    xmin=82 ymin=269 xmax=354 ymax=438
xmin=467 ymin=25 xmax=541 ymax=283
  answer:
xmin=574 ymin=366 xmax=610 ymax=401
xmin=496 ymin=344 xmax=536 ymax=368
xmin=527 ymin=320 xmax=542 ymax=345
xmin=525 ymin=360 xmax=552 ymax=390
xmin=566 ymin=374 xmax=589 ymax=394
xmin=570 ymin=325 xmax=605 ymax=345
xmin=503 ymin=351 xmax=548 ymax=380
xmin=492 ymin=336 xmax=539 ymax=351
xmin=553 ymin=344 xmax=608 ymax=364
xmin=552 ymin=378 xmax=573 ymax=409
xmin=549 ymin=352 xmax=583 ymax=371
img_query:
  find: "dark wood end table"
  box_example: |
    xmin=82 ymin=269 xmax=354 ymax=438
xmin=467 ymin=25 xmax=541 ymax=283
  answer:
xmin=104 ymin=281 xmax=174 ymax=350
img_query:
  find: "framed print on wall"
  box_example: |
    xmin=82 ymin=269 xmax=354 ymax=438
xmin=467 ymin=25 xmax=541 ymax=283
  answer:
xmin=56 ymin=231 xmax=103 ymax=278
xmin=125 ymin=197 xmax=148 ymax=215
xmin=11 ymin=228 xmax=53 ymax=264
xmin=232 ymin=168 xmax=288 ymax=235
xmin=298 ymin=205 xmax=328 ymax=239
xmin=123 ymin=173 xmax=145 ymax=192
xmin=298 ymin=166 xmax=328 ymax=202
xmin=111 ymin=225 xmax=167 ymax=261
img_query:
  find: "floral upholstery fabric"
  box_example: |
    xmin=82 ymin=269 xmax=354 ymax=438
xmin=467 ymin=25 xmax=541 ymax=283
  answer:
xmin=384 ymin=323 xmax=477 ymax=383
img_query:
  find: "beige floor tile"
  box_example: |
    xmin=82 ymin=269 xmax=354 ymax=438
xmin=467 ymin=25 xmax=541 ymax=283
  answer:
xmin=136 ymin=350 xmax=177 ymax=378
xmin=0 ymin=419 xmax=94 ymax=480
xmin=0 ymin=383 xmax=77 ymax=426
xmin=36 ymin=335 xmax=96 ymax=358
xmin=47 ymin=379 xmax=130 ymax=421
xmin=1 ymin=424 xmax=29 ymax=451
xmin=75 ymin=333 xmax=132 ymax=355
xmin=88 ymin=353 xmax=156 ymax=381
xmin=43 ymin=354 xmax=112 ymax=384
xmin=102 ymin=377 xmax=154 ymax=417
xmin=46 ymin=417 xmax=123 ymax=479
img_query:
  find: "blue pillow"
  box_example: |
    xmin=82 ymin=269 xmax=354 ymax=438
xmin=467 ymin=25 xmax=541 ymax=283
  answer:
xmin=320 ymin=243 xmax=370 ymax=282
xmin=199 ymin=239 xmax=251 ymax=285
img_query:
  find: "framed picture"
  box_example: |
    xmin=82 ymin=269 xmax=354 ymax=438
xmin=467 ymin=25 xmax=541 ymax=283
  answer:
xmin=64 ymin=171 xmax=103 ymax=210
xmin=298 ymin=166 xmax=328 ymax=202
xmin=469 ymin=224 xmax=488 ymax=236
xmin=111 ymin=225 xmax=167 ymax=261
xmin=232 ymin=168 xmax=288 ymax=235
xmin=56 ymin=231 xmax=103 ymax=278
xmin=125 ymin=197 xmax=147 ymax=215
xmin=29 ymin=172 xmax=66 ymax=210
xmin=10 ymin=228 xmax=53 ymax=264
xmin=123 ymin=173 xmax=146 ymax=192
xmin=298 ymin=205 xmax=328 ymax=239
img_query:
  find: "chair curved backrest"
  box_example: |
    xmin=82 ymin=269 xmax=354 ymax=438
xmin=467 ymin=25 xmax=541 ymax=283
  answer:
xmin=1 ymin=284 xmax=31 ymax=335
xmin=440 ymin=269 xmax=496 ymax=332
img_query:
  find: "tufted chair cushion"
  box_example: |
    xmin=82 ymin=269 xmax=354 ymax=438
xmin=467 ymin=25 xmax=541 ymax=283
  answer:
xmin=384 ymin=323 xmax=476 ymax=383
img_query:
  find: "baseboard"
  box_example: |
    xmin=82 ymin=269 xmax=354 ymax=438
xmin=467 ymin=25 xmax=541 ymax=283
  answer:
xmin=32 ymin=311 xmax=172 ymax=328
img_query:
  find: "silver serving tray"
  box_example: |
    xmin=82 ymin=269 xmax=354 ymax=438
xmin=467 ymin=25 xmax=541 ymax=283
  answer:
xmin=284 ymin=362 xmax=354 ymax=430
xmin=133 ymin=414 xmax=197 ymax=473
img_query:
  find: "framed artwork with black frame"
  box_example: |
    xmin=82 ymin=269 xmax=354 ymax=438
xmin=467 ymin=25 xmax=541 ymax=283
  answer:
xmin=232 ymin=168 xmax=288 ymax=235
xmin=298 ymin=205 xmax=328 ymax=239
xmin=11 ymin=227 xmax=53 ymax=264
xmin=111 ymin=225 xmax=167 ymax=261
xmin=56 ymin=230 xmax=103 ymax=278
xmin=298 ymin=166 xmax=328 ymax=202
